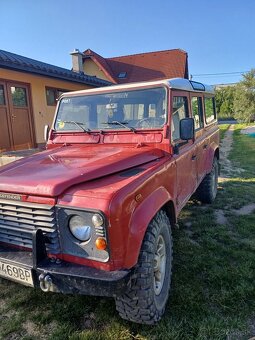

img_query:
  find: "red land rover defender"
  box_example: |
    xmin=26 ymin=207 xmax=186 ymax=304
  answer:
xmin=0 ymin=78 xmax=219 ymax=324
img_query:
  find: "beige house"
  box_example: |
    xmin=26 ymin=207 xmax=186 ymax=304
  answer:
xmin=0 ymin=49 xmax=110 ymax=152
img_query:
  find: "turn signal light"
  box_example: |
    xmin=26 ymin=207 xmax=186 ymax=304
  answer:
xmin=95 ymin=237 xmax=107 ymax=250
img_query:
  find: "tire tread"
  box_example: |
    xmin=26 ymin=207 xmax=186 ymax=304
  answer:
xmin=195 ymin=157 xmax=218 ymax=204
xmin=115 ymin=210 xmax=172 ymax=324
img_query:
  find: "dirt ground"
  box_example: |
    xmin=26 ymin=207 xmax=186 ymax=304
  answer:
xmin=216 ymin=124 xmax=255 ymax=223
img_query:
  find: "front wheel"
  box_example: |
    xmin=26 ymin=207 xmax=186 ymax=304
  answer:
xmin=115 ymin=210 xmax=173 ymax=325
xmin=195 ymin=156 xmax=219 ymax=204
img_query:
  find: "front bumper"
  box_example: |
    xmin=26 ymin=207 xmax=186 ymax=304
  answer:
xmin=0 ymin=230 xmax=130 ymax=297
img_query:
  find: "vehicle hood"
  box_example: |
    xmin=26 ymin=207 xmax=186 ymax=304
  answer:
xmin=0 ymin=145 xmax=165 ymax=197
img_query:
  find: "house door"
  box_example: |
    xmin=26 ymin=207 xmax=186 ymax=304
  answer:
xmin=0 ymin=80 xmax=35 ymax=152
xmin=0 ymin=82 xmax=12 ymax=151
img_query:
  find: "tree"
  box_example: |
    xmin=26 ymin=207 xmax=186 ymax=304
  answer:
xmin=215 ymin=86 xmax=236 ymax=119
xmin=233 ymin=69 xmax=255 ymax=122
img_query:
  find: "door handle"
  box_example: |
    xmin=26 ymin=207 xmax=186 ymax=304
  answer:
xmin=191 ymin=154 xmax=197 ymax=160
xmin=11 ymin=115 xmax=17 ymax=119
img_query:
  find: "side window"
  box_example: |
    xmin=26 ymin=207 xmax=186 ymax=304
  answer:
xmin=204 ymin=97 xmax=216 ymax=124
xmin=46 ymin=87 xmax=70 ymax=106
xmin=191 ymin=97 xmax=204 ymax=130
xmin=172 ymin=96 xmax=189 ymax=141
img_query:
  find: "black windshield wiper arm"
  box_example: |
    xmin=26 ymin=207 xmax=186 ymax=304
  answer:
xmin=63 ymin=121 xmax=91 ymax=133
xmin=102 ymin=121 xmax=136 ymax=133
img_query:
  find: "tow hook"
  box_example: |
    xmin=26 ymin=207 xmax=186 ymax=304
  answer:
xmin=39 ymin=274 xmax=56 ymax=292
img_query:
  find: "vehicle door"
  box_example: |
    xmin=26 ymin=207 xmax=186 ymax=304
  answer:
xmin=203 ymin=96 xmax=218 ymax=173
xmin=171 ymin=92 xmax=197 ymax=210
xmin=190 ymin=94 xmax=207 ymax=184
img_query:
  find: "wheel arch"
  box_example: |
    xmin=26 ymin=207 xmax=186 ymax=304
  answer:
xmin=206 ymin=143 xmax=220 ymax=174
xmin=123 ymin=187 xmax=176 ymax=269
xmin=161 ymin=200 xmax=177 ymax=227
xmin=214 ymin=147 xmax=219 ymax=160
xmin=214 ymin=147 xmax=220 ymax=174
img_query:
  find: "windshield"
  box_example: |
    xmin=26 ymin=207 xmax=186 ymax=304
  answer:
xmin=55 ymin=87 xmax=167 ymax=132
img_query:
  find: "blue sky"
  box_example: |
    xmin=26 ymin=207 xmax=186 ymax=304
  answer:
xmin=1 ymin=0 xmax=254 ymax=85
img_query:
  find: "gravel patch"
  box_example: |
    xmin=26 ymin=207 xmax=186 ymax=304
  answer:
xmin=219 ymin=124 xmax=245 ymax=180
xmin=233 ymin=204 xmax=255 ymax=216
xmin=241 ymin=125 xmax=255 ymax=135
xmin=215 ymin=210 xmax=228 ymax=225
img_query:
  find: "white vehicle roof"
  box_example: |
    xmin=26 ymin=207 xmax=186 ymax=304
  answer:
xmin=61 ymin=78 xmax=214 ymax=97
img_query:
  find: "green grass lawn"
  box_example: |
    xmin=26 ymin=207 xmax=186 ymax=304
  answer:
xmin=0 ymin=124 xmax=254 ymax=340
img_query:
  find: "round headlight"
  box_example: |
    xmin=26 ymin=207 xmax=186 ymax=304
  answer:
xmin=69 ymin=215 xmax=92 ymax=242
xmin=92 ymin=213 xmax=104 ymax=227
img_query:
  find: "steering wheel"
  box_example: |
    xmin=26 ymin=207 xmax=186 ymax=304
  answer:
xmin=135 ymin=117 xmax=164 ymax=128
xmin=135 ymin=118 xmax=152 ymax=128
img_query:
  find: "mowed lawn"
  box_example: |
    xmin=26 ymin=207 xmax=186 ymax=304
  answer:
xmin=0 ymin=124 xmax=254 ymax=340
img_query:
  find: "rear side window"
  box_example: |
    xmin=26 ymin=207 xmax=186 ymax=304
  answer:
xmin=172 ymin=96 xmax=189 ymax=141
xmin=191 ymin=97 xmax=204 ymax=130
xmin=204 ymin=97 xmax=216 ymax=124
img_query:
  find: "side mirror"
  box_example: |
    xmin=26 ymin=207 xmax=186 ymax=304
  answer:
xmin=180 ymin=118 xmax=194 ymax=141
xmin=44 ymin=125 xmax=50 ymax=142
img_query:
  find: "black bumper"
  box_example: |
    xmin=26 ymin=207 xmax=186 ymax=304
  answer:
xmin=0 ymin=231 xmax=130 ymax=297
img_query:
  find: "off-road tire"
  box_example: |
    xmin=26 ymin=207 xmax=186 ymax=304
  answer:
xmin=195 ymin=156 xmax=219 ymax=204
xmin=115 ymin=210 xmax=173 ymax=325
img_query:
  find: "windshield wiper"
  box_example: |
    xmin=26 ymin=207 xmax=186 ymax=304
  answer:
xmin=62 ymin=121 xmax=91 ymax=133
xmin=102 ymin=121 xmax=136 ymax=133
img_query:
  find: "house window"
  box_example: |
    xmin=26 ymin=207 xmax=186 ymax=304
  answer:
xmin=191 ymin=97 xmax=204 ymax=130
xmin=0 ymin=85 xmax=5 ymax=105
xmin=204 ymin=97 xmax=216 ymax=124
xmin=172 ymin=96 xmax=189 ymax=141
xmin=118 ymin=72 xmax=127 ymax=79
xmin=11 ymin=86 xmax=27 ymax=107
xmin=46 ymin=87 xmax=69 ymax=106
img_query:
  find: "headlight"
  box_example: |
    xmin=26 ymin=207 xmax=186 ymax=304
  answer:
xmin=92 ymin=213 xmax=104 ymax=227
xmin=69 ymin=215 xmax=92 ymax=242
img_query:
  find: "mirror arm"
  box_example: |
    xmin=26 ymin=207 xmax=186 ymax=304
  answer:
xmin=173 ymin=140 xmax=189 ymax=154
xmin=173 ymin=144 xmax=179 ymax=155
xmin=44 ymin=125 xmax=50 ymax=142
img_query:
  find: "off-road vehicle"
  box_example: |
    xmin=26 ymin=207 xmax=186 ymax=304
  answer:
xmin=0 ymin=78 xmax=219 ymax=324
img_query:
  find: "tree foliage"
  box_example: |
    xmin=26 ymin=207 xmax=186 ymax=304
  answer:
xmin=215 ymin=69 xmax=255 ymax=122
xmin=215 ymin=86 xmax=235 ymax=119
xmin=233 ymin=69 xmax=255 ymax=122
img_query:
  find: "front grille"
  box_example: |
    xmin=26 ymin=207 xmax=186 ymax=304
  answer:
xmin=0 ymin=199 xmax=60 ymax=254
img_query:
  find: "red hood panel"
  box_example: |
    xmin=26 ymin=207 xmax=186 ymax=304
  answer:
xmin=0 ymin=145 xmax=164 ymax=197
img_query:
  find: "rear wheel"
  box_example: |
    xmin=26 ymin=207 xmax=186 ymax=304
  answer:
xmin=195 ymin=156 xmax=219 ymax=203
xmin=115 ymin=210 xmax=173 ymax=324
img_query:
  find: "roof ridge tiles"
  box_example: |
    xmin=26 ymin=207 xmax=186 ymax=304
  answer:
xmin=108 ymin=48 xmax=187 ymax=60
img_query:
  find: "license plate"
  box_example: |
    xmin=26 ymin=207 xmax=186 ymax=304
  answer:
xmin=0 ymin=260 xmax=34 ymax=287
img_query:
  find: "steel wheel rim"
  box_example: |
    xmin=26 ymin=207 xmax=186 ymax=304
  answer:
xmin=153 ymin=234 xmax=166 ymax=295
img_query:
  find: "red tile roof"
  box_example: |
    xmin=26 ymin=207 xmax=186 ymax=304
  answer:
xmin=83 ymin=49 xmax=188 ymax=84
xmin=0 ymin=49 xmax=111 ymax=87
